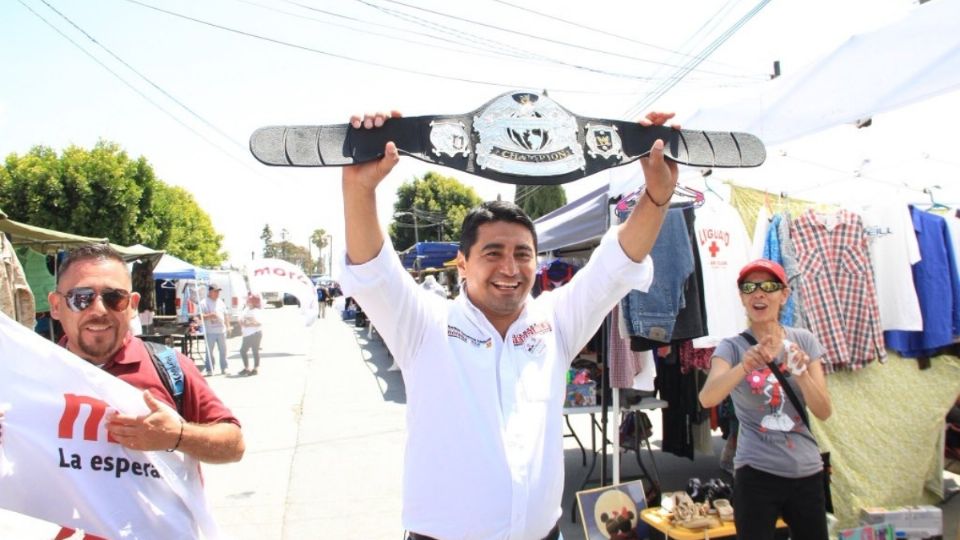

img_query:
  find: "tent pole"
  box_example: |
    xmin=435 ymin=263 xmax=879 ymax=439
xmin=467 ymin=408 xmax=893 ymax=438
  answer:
xmin=599 ymin=199 xmax=615 ymax=487
xmin=49 ymin=250 xmax=60 ymax=341
xmin=195 ymin=282 xmax=209 ymax=369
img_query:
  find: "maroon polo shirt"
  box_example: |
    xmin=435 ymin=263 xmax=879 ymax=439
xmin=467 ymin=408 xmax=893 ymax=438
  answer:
xmin=59 ymin=333 xmax=240 ymax=427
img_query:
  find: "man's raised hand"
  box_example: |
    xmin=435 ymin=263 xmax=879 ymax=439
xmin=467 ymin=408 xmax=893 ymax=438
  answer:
xmin=344 ymin=111 xmax=402 ymax=192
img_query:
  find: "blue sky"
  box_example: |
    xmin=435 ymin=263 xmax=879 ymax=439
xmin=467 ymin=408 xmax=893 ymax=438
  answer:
xmin=0 ymin=0 xmax=917 ymax=269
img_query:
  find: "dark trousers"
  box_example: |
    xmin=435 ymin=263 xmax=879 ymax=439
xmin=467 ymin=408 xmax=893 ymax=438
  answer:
xmin=733 ymin=465 xmax=828 ymax=540
xmin=239 ymin=331 xmax=262 ymax=369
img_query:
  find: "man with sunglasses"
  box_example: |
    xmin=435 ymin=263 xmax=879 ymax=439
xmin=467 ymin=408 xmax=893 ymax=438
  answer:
xmin=47 ymin=244 xmax=244 ymax=463
xmin=700 ymin=259 xmax=832 ymax=540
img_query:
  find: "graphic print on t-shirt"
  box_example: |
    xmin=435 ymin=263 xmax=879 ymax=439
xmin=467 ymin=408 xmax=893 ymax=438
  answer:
xmin=745 ymin=366 xmax=795 ymax=432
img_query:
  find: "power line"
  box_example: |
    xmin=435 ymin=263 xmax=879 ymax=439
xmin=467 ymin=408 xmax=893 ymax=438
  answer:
xmin=36 ymin=0 xmax=245 ymax=152
xmin=350 ymin=0 xmax=662 ymax=82
xmin=14 ymin=0 xmax=258 ymax=177
xmin=488 ymin=0 xmax=761 ymax=76
xmin=236 ymin=0 xmax=517 ymax=62
xmin=119 ymin=0 xmax=657 ymax=95
xmin=361 ymin=0 xmax=765 ymax=80
xmin=287 ymin=0 xmax=539 ymax=64
xmin=622 ymin=0 xmax=771 ymax=118
xmin=289 ymin=0 xmax=757 ymax=86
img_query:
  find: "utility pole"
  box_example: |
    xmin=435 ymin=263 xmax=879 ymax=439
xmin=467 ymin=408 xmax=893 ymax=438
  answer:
xmin=413 ymin=212 xmax=419 ymax=245
xmin=325 ymin=234 xmax=333 ymax=277
xmin=394 ymin=211 xmax=420 ymax=246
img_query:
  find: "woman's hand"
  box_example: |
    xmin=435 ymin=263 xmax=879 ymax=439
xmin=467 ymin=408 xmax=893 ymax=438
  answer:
xmin=741 ymin=334 xmax=777 ymax=374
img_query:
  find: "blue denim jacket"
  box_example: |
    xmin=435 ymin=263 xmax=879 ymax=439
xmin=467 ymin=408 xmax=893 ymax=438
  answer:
xmin=621 ymin=208 xmax=695 ymax=341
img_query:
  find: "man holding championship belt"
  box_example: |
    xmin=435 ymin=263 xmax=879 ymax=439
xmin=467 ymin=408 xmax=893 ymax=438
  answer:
xmin=251 ymin=92 xmax=765 ymax=540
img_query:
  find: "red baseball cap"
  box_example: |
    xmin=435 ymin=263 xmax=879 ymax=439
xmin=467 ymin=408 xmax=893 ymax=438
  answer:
xmin=737 ymin=259 xmax=788 ymax=285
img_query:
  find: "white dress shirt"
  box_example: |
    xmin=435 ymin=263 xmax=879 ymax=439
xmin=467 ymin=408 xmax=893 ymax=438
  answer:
xmin=341 ymin=228 xmax=653 ymax=540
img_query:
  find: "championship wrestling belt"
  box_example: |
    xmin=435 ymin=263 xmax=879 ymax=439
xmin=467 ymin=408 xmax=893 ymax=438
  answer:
xmin=249 ymin=91 xmax=765 ymax=185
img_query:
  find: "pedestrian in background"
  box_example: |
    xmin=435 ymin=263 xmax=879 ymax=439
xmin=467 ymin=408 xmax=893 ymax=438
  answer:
xmin=317 ymin=286 xmax=328 ymax=318
xmin=239 ymin=294 xmax=263 ymax=376
xmin=200 ymin=284 xmax=230 ymax=376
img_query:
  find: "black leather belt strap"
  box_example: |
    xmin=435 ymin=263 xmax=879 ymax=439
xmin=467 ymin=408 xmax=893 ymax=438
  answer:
xmin=407 ymin=522 xmax=560 ymax=540
xmin=250 ymin=91 xmax=766 ymax=186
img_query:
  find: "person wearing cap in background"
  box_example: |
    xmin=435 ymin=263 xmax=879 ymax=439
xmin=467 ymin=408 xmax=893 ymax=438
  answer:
xmin=699 ymin=259 xmax=832 ymax=540
xmin=200 ymin=283 xmax=230 ymax=376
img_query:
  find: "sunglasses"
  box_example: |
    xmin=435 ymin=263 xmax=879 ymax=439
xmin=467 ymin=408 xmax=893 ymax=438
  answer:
xmin=738 ymin=280 xmax=785 ymax=294
xmin=57 ymin=287 xmax=131 ymax=312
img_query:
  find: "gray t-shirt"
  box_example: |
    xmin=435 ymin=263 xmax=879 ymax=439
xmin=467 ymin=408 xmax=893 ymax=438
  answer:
xmin=714 ymin=327 xmax=826 ymax=478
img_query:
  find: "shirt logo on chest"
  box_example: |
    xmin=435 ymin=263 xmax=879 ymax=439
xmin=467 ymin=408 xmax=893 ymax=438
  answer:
xmin=447 ymin=325 xmax=492 ymax=348
xmin=511 ymin=322 xmax=553 ymax=350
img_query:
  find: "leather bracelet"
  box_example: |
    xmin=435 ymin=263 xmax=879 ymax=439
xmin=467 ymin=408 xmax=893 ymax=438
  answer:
xmin=166 ymin=418 xmax=184 ymax=453
xmin=644 ymin=187 xmax=671 ymax=208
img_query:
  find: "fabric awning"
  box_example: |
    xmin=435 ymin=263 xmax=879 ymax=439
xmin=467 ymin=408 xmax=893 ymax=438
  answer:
xmin=682 ymin=0 xmax=960 ymax=145
xmin=152 ymin=253 xmax=210 ymax=281
xmin=534 ymin=185 xmax=610 ymax=253
xmin=0 ymin=217 xmax=107 ymax=251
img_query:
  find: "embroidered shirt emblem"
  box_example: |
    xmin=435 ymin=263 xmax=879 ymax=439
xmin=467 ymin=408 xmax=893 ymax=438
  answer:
xmin=448 ymin=325 xmax=492 ymax=348
xmin=511 ymin=322 xmax=553 ymax=347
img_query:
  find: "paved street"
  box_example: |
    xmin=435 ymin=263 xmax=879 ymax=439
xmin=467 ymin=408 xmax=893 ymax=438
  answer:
xmin=2 ymin=305 xmax=958 ymax=539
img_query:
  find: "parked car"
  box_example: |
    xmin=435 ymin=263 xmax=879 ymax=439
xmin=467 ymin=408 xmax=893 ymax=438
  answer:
xmin=261 ymin=290 xmax=283 ymax=308
xmin=208 ymin=270 xmax=250 ymax=337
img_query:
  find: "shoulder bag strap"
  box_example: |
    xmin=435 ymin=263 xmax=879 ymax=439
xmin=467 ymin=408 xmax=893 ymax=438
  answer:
xmin=143 ymin=341 xmax=185 ymax=416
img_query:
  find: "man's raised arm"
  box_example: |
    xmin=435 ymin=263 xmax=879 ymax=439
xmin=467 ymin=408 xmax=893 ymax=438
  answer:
xmin=342 ymin=111 xmax=402 ymax=265
xmin=617 ymin=112 xmax=681 ymax=262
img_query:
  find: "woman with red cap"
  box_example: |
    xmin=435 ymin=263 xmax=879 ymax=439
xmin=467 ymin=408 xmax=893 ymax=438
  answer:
xmin=700 ymin=259 xmax=832 ymax=540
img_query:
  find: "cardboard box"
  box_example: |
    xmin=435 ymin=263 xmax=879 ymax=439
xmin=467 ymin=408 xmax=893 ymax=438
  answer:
xmin=859 ymin=505 xmax=941 ymax=538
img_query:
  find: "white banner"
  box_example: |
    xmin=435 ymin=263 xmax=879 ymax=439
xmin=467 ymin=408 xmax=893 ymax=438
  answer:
xmin=0 ymin=313 xmax=221 ymax=539
xmin=247 ymin=258 xmax=318 ymax=325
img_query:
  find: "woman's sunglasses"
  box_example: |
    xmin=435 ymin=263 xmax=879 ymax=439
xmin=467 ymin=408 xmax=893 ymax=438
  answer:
xmin=57 ymin=287 xmax=131 ymax=312
xmin=738 ymin=280 xmax=785 ymax=294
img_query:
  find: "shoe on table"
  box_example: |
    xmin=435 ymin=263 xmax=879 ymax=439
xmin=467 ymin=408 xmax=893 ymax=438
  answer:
xmin=250 ymin=368 xmax=258 ymax=376
xmin=238 ymin=369 xmax=250 ymax=376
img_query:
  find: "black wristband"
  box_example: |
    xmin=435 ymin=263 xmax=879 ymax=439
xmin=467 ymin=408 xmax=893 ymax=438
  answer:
xmin=166 ymin=418 xmax=184 ymax=452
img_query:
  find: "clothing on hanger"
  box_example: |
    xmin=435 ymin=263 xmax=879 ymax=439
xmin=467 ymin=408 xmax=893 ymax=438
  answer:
xmin=791 ymin=208 xmax=885 ymax=372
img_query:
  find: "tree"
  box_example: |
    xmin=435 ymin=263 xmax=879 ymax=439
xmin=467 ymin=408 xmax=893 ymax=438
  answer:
xmin=260 ymin=224 xmax=277 ymax=258
xmin=515 ymin=184 xmax=567 ymax=221
xmin=388 ymin=171 xmax=483 ymax=251
xmin=310 ymin=228 xmax=329 ymax=275
xmin=0 ymin=141 xmax=226 ymax=265
xmin=269 ymin=240 xmax=315 ymax=273
xmin=151 ymin=184 xmax=226 ymax=267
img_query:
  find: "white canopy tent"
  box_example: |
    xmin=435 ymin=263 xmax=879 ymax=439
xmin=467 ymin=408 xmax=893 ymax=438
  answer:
xmin=150 ymin=253 xmax=210 ymax=342
xmin=683 ymin=0 xmax=960 ymax=146
xmin=152 ymin=253 xmax=210 ymax=282
xmin=537 ymin=0 xmax=960 ymax=488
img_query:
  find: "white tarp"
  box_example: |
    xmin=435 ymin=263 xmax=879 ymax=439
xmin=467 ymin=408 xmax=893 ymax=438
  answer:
xmin=683 ymin=0 xmax=960 ymax=146
xmin=246 ymin=258 xmax=318 ymax=325
xmin=0 ymin=313 xmax=221 ymax=538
